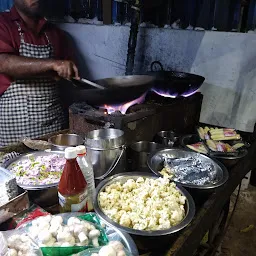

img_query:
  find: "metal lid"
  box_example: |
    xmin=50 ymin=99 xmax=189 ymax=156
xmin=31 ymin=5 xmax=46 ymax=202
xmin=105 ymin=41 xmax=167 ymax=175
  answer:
xmin=84 ymin=129 xmax=125 ymax=150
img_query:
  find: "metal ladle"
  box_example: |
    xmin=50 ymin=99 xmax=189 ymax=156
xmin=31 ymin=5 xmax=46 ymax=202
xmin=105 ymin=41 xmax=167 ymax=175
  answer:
xmin=71 ymin=78 xmax=105 ymax=90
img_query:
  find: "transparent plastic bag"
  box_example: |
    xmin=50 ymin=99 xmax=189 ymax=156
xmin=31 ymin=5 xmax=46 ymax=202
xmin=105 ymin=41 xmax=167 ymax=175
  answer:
xmin=75 ymin=246 xmax=134 ymax=256
xmin=1 ymin=229 xmax=43 ymax=256
xmin=23 ymin=213 xmax=109 ymax=256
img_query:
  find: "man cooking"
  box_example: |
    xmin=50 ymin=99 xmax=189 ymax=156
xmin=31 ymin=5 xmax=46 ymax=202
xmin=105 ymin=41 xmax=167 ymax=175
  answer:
xmin=0 ymin=0 xmax=79 ymax=147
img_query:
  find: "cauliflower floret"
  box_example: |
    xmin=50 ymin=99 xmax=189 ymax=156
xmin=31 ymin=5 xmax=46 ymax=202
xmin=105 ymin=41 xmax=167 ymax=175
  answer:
xmin=179 ymin=195 xmax=186 ymax=205
xmin=171 ymin=210 xmax=184 ymax=225
xmin=136 ymin=177 xmax=144 ymax=183
xmin=119 ymin=213 xmax=131 ymax=227
xmin=133 ymin=219 xmax=148 ymax=230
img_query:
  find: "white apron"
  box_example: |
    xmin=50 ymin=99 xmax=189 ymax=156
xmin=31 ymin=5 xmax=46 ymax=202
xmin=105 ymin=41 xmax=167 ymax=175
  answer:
xmin=0 ymin=22 xmax=65 ymax=146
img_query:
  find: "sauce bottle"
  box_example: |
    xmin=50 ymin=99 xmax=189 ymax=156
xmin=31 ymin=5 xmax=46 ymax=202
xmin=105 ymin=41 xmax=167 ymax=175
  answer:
xmin=58 ymin=147 xmax=88 ymax=213
xmin=76 ymin=146 xmax=95 ymax=211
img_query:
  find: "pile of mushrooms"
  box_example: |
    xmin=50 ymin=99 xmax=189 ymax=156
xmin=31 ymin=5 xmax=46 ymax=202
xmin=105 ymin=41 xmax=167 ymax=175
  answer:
xmin=29 ymin=215 xmax=101 ymax=247
xmin=91 ymin=241 xmax=126 ymax=256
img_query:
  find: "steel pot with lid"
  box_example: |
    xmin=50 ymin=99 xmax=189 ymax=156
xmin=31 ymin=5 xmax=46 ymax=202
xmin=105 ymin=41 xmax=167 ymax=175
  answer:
xmin=84 ymin=129 xmax=127 ymax=181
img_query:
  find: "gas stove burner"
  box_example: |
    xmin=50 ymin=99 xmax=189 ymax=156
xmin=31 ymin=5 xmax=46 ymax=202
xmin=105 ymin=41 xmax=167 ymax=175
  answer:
xmin=151 ymin=88 xmax=199 ymax=98
xmin=99 ymin=93 xmax=146 ymax=115
xmin=152 ymin=88 xmax=178 ymax=98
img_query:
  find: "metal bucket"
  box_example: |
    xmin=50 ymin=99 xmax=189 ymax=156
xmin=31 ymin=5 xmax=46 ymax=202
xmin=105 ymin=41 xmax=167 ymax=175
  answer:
xmin=84 ymin=129 xmax=126 ymax=181
xmin=128 ymin=141 xmax=164 ymax=171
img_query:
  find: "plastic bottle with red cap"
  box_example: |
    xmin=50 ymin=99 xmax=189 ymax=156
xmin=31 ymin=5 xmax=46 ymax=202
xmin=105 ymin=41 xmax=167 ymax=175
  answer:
xmin=76 ymin=145 xmax=95 ymax=211
xmin=58 ymin=147 xmax=88 ymax=213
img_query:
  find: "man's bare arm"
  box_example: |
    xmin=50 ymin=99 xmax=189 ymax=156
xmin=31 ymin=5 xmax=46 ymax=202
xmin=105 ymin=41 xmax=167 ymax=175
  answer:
xmin=0 ymin=54 xmax=79 ymax=80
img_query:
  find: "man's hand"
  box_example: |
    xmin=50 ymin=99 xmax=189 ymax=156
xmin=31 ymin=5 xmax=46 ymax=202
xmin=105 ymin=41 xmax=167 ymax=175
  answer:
xmin=52 ymin=60 xmax=79 ymax=80
xmin=0 ymin=54 xmax=80 ymax=80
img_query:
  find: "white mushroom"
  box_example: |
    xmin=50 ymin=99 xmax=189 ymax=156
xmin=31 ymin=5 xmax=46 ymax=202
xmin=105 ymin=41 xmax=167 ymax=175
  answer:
xmin=12 ymin=240 xmax=23 ymax=251
xmin=81 ymin=221 xmax=95 ymax=231
xmin=57 ymin=231 xmax=74 ymax=243
xmin=68 ymin=236 xmax=75 ymax=246
xmin=109 ymin=241 xmax=124 ymax=252
xmin=51 ymin=216 xmax=63 ymax=226
xmin=7 ymin=235 xmax=20 ymax=247
xmin=61 ymin=242 xmax=72 ymax=247
xmin=42 ymin=238 xmax=56 ymax=247
xmin=49 ymin=224 xmax=62 ymax=237
xmin=24 ymin=253 xmax=38 ymax=256
xmin=68 ymin=225 xmax=74 ymax=234
xmin=18 ymin=244 xmax=31 ymax=253
xmin=91 ymin=254 xmax=99 ymax=256
xmin=98 ymin=246 xmax=117 ymax=256
xmin=28 ymin=226 xmax=39 ymax=239
xmin=38 ymin=230 xmax=53 ymax=244
xmin=19 ymin=235 xmax=30 ymax=243
xmin=38 ymin=221 xmax=50 ymax=231
xmin=88 ymin=229 xmax=100 ymax=247
xmin=17 ymin=251 xmax=23 ymax=256
xmin=78 ymin=232 xmax=88 ymax=245
xmin=117 ymin=250 xmax=126 ymax=256
xmin=8 ymin=249 xmax=18 ymax=256
xmin=62 ymin=226 xmax=70 ymax=234
xmin=43 ymin=215 xmax=52 ymax=223
xmin=67 ymin=217 xmax=81 ymax=226
xmin=73 ymin=224 xmax=85 ymax=236
xmin=53 ymin=242 xmax=62 ymax=247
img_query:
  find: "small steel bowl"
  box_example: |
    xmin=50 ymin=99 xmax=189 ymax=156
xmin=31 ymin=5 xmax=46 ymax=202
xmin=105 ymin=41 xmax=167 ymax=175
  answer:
xmin=154 ymin=130 xmax=179 ymax=147
xmin=94 ymin=172 xmax=195 ymax=237
xmin=128 ymin=141 xmax=165 ymax=170
xmin=48 ymin=134 xmax=84 ymax=151
xmin=147 ymin=148 xmax=229 ymax=190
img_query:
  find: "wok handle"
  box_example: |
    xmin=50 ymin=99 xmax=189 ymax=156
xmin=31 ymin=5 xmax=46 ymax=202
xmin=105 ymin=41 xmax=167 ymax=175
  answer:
xmin=150 ymin=61 xmax=164 ymax=72
xmin=95 ymin=145 xmax=126 ymax=180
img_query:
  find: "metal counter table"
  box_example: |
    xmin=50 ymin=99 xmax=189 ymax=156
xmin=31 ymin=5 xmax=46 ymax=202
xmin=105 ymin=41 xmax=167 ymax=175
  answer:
xmin=1 ymin=131 xmax=255 ymax=256
xmin=160 ymin=139 xmax=256 ymax=256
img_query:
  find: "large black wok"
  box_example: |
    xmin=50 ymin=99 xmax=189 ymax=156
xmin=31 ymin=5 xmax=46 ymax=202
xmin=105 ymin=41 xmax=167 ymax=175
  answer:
xmin=71 ymin=75 xmax=155 ymax=105
xmin=146 ymin=61 xmax=205 ymax=97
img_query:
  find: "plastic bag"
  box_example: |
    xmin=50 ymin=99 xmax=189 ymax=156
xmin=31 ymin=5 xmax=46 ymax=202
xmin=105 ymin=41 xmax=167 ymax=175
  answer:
xmin=15 ymin=204 xmax=50 ymax=229
xmin=25 ymin=213 xmax=109 ymax=256
xmin=1 ymin=229 xmax=43 ymax=256
xmin=74 ymin=246 xmax=134 ymax=256
xmin=0 ymin=232 xmax=8 ymax=256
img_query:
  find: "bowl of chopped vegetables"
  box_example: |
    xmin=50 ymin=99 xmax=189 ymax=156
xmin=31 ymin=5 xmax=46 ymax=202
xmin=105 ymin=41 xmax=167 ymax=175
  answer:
xmin=94 ymin=172 xmax=195 ymax=250
xmin=5 ymin=151 xmax=65 ymax=190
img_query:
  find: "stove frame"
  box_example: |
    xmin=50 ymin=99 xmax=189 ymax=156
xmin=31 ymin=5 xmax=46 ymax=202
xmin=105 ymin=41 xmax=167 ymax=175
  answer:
xmin=69 ymin=92 xmax=203 ymax=143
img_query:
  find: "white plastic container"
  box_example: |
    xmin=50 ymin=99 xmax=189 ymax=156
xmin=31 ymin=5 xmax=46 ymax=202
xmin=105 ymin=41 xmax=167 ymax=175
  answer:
xmin=76 ymin=146 xmax=96 ymax=211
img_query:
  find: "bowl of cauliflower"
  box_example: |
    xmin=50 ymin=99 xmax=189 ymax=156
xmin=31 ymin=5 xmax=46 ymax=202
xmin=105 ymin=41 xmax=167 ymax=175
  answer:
xmin=94 ymin=173 xmax=195 ymax=241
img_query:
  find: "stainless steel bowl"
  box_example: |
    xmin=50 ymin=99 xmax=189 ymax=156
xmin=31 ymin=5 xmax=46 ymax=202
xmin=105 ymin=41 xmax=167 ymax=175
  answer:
xmin=147 ymin=148 xmax=229 ymax=190
xmin=4 ymin=151 xmax=65 ymax=208
xmin=94 ymin=172 xmax=195 ymax=237
xmin=48 ymin=134 xmax=84 ymax=151
xmin=5 ymin=151 xmax=65 ymax=190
